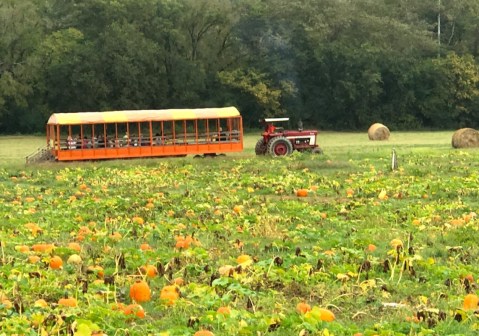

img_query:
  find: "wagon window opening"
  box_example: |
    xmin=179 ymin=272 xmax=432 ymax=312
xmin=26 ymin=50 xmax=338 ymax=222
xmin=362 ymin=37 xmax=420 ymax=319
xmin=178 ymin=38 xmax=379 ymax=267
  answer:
xmin=230 ymin=118 xmax=241 ymax=141
xmin=117 ymin=123 xmax=128 ymax=146
xmin=65 ymin=125 xmax=81 ymax=149
xmin=174 ymin=121 xmax=184 ymax=144
xmin=152 ymin=121 xmax=163 ymax=145
xmin=106 ymin=123 xmax=117 ymax=147
xmin=92 ymin=124 xmax=105 ymax=148
xmin=163 ymin=121 xmax=173 ymax=145
xmin=139 ymin=122 xmax=150 ymax=146
xmin=197 ymin=119 xmax=208 ymax=143
xmin=125 ymin=122 xmax=137 ymax=146
xmin=185 ymin=120 xmax=195 ymax=144
xmin=219 ymin=119 xmax=228 ymax=141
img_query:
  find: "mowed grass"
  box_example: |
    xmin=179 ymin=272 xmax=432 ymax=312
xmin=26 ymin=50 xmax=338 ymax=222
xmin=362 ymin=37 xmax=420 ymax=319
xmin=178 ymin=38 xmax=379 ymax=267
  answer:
xmin=0 ymin=130 xmax=456 ymax=168
xmin=0 ymin=136 xmax=46 ymax=167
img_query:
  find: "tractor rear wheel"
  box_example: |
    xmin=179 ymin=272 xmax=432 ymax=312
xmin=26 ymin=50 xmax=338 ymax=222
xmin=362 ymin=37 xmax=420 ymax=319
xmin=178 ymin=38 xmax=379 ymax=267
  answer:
xmin=255 ymin=139 xmax=267 ymax=155
xmin=267 ymin=136 xmax=293 ymax=157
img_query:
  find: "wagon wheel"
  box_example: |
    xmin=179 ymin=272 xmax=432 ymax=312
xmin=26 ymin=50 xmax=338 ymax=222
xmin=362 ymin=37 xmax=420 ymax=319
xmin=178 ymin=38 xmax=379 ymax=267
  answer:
xmin=255 ymin=139 xmax=267 ymax=155
xmin=267 ymin=136 xmax=293 ymax=157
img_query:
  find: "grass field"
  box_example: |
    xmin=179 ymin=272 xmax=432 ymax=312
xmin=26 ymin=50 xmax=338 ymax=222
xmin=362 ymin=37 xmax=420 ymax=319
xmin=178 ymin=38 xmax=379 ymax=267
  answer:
xmin=0 ymin=130 xmax=455 ymax=167
xmin=1 ymin=131 xmax=478 ymax=335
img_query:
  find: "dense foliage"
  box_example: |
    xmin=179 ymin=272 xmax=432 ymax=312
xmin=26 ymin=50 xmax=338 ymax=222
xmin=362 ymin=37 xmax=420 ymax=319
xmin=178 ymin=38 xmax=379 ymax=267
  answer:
xmin=1 ymin=0 xmax=479 ymax=133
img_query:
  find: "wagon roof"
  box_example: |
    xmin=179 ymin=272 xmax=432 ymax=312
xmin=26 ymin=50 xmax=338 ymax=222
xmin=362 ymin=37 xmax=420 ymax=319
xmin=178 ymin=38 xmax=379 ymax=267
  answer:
xmin=47 ymin=107 xmax=240 ymax=125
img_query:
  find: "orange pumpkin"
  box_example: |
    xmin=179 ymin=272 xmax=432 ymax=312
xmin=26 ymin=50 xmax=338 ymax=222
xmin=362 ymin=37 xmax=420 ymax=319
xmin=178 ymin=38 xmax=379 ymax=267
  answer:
xmin=49 ymin=256 xmax=63 ymax=269
xmin=58 ymin=297 xmax=78 ymax=307
xmin=123 ymin=303 xmax=145 ymax=318
xmin=217 ymin=306 xmax=231 ymax=315
xmin=463 ymin=293 xmax=479 ymax=310
xmin=296 ymin=302 xmax=312 ymax=314
xmin=68 ymin=242 xmax=81 ymax=252
xmin=15 ymin=245 xmax=30 ymax=253
xmin=318 ymin=308 xmax=335 ymax=322
xmin=140 ymin=243 xmax=153 ymax=251
xmin=32 ymin=243 xmax=55 ymax=253
xmin=129 ymin=280 xmax=151 ymax=303
xmin=160 ymin=285 xmax=179 ymax=305
xmin=87 ymin=265 xmax=104 ymax=279
xmin=173 ymin=277 xmax=185 ymax=286
xmin=296 ymin=189 xmax=308 ymax=197
xmin=132 ymin=216 xmax=144 ymax=225
xmin=28 ymin=255 xmax=41 ymax=264
xmin=141 ymin=265 xmax=158 ymax=278
xmin=194 ymin=331 xmax=214 ymax=336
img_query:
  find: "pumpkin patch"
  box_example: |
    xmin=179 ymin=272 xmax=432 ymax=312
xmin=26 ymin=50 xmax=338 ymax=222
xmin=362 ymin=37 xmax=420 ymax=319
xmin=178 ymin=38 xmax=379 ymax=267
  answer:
xmin=1 ymin=140 xmax=479 ymax=334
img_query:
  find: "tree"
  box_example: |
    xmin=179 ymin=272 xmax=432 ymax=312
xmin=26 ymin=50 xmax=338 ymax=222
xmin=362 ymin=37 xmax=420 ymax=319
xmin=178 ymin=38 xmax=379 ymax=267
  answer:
xmin=414 ymin=52 xmax=479 ymax=128
xmin=0 ymin=0 xmax=44 ymax=132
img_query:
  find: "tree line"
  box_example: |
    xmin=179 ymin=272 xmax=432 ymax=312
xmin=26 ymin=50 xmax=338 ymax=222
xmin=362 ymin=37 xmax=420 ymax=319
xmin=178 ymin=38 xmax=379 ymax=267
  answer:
xmin=1 ymin=0 xmax=479 ymax=133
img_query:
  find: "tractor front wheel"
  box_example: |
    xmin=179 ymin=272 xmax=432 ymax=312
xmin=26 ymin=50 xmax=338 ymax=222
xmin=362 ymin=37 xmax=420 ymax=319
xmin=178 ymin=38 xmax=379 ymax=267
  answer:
xmin=255 ymin=139 xmax=267 ymax=155
xmin=267 ymin=137 xmax=293 ymax=157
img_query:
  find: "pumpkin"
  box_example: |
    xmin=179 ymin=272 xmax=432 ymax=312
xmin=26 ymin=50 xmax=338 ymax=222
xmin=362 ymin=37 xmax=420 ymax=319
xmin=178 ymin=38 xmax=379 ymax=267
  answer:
xmin=32 ymin=243 xmax=55 ymax=253
xmin=58 ymin=297 xmax=78 ymax=307
xmin=236 ymin=254 xmax=253 ymax=265
xmin=296 ymin=189 xmax=308 ymax=197
xmin=34 ymin=299 xmax=49 ymax=308
xmin=129 ymin=280 xmax=151 ymax=303
xmin=139 ymin=243 xmax=153 ymax=251
xmin=389 ymin=239 xmax=403 ymax=249
xmin=217 ymin=306 xmax=231 ymax=315
xmin=123 ymin=303 xmax=145 ymax=318
xmin=296 ymin=302 xmax=312 ymax=314
xmin=463 ymin=294 xmax=479 ymax=310
xmin=318 ymin=308 xmax=335 ymax=322
xmin=15 ymin=245 xmax=30 ymax=253
xmin=160 ymin=285 xmax=179 ymax=305
xmin=49 ymin=256 xmax=63 ymax=269
xmin=194 ymin=331 xmax=214 ymax=336
xmin=140 ymin=265 xmax=158 ymax=278
xmin=218 ymin=265 xmax=234 ymax=277
xmin=132 ymin=216 xmax=144 ymax=225
xmin=67 ymin=242 xmax=81 ymax=252
xmin=28 ymin=255 xmax=41 ymax=264
xmin=173 ymin=277 xmax=185 ymax=286
xmin=87 ymin=265 xmax=104 ymax=278
xmin=67 ymin=254 xmax=82 ymax=265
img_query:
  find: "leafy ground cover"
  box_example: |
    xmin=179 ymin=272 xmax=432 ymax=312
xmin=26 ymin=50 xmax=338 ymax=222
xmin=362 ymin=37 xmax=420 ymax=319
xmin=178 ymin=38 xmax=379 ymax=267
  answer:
xmin=0 ymin=133 xmax=478 ymax=335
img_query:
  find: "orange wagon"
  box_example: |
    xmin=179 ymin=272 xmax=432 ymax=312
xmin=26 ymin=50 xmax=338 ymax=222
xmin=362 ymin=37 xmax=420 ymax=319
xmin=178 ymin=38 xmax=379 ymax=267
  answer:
xmin=43 ymin=107 xmax=243 ymax=162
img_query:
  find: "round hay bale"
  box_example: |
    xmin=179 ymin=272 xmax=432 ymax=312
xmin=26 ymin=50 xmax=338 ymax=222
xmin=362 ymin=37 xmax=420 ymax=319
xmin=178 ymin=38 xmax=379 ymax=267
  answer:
xmin=451 ymin=128 xmax=479 ymax=148
xmin=368 ymin=123 xmax=390 ymax=141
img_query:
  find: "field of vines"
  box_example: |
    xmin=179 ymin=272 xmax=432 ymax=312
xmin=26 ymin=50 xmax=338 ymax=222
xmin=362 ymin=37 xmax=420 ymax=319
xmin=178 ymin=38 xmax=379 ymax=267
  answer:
xmin=0 ymin=134 xmax=478 ymax=335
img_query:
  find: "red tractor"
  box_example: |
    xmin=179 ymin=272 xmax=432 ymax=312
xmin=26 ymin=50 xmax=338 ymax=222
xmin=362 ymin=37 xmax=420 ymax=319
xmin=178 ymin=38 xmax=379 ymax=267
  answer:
xmin=255 ymin=118 xmax=322 ymax=156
